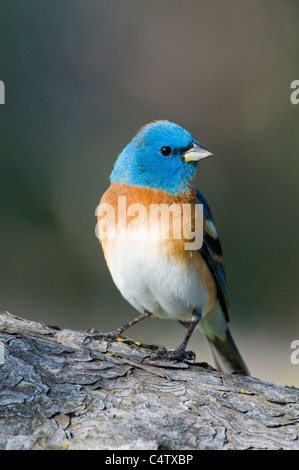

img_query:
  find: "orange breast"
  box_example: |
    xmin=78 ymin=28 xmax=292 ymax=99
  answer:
xmin=97 ymin=182 xmax=217 ymax=314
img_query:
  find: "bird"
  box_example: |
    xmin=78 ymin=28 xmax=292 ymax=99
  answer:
xmin=90 ymin=120 xmax=250 ymax=375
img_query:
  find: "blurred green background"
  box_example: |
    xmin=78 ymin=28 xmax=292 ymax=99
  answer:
xmin=0 ymin=0 xmax=298 ymax=387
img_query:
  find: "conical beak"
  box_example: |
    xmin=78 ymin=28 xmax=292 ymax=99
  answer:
xmin=183 ymin=142 xmax=213 ymax=162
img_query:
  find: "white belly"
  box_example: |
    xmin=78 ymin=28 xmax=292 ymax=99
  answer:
xmin=102 ymin=237 xmax=212 ymax=322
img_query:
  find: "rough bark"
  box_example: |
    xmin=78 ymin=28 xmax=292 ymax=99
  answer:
xmin=0 ymin=311 xmax=298 ymax=450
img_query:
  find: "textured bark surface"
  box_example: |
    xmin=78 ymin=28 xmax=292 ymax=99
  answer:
xmin=0 ymin=311 xmax=298 ymax=450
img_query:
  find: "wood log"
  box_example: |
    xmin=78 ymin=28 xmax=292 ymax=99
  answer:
xmin=0 ymin=311 xmax=298 ymax=450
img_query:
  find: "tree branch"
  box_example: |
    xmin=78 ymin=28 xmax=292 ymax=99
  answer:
xmin=0 ymin=311 xmax=298 ymax=450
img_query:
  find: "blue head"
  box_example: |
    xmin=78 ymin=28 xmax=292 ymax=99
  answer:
xmin=110 ymin=120 xmax=212 ymax=194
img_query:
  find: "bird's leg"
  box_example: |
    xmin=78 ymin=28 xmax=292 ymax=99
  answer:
xmin=84 ymin=310 xmax=152 ymax=343
xmin=149 ymin=309 xmax=201 ymax=361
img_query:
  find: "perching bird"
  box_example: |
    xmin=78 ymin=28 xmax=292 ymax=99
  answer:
xmin=90 ymin=120 xmax=250 ymax=375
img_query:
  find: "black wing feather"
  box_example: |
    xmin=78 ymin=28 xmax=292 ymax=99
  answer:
xmin=196 ymin=190 xmax=230 ymax=321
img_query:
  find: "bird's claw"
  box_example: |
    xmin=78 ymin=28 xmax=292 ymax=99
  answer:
xmin=84 ymin=328 xmax=122 ymax=344
xmin=147 ymin=348 xmax=196 ymax=362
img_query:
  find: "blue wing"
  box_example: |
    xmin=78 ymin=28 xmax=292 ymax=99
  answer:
xmin=196 ymin=190 xmax=230 ymax=321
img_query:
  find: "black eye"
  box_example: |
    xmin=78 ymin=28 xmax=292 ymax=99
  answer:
xmin=160 ymin=146 xmax=172 ymax=156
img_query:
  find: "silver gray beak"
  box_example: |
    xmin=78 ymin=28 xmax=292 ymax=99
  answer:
xmin=183 ymin=142 xmax=213 ymax=162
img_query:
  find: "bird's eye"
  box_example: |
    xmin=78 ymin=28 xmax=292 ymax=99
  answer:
xmin=160 ymin=146 xmax=172 ymax=156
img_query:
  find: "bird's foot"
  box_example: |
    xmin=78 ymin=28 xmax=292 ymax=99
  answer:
xmin=148 ymin=346 xmax=196 ymax=362
xmin=84 ymin=312 xmax=152 ymax=345
xmin=84 ymin=327 xmax=123 ymax=344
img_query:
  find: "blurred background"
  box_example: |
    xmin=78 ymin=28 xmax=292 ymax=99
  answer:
xmin=0 ymin=0 xmax=298 ymax=387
